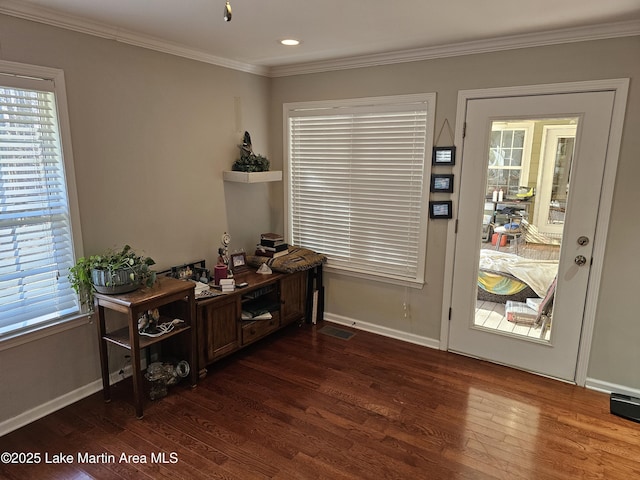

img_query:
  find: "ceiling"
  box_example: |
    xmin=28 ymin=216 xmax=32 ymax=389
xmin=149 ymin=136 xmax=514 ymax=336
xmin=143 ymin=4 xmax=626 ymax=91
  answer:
xmin=1 ymin=0 xmax=639 ymax=76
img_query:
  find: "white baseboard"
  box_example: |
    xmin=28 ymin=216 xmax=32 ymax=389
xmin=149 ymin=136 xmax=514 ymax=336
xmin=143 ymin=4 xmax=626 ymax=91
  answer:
xmin=0 ymin=364 xmax=140 ymax=437
xmin=0 ymin=380 xmax=103 ymax=437
xmin=585 ymin=378 xmax=640 ymax=397
xmin=324 ymin=313 xmax=440 ymax=350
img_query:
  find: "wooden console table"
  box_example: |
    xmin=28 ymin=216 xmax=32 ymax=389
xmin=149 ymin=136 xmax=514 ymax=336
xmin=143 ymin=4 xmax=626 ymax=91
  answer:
xmin=95 ymin=276 xmax=197 ymax=418
xmin=196 ymin=269 xmax=309 ymax=376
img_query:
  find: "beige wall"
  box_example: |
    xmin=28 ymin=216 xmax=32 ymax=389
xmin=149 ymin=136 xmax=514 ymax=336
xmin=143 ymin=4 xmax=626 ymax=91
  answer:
xmin=0 ymin=14 xmax=273 ymax=427
xmin=0 ymin=11 xmax=638 ymax=429
xmin=269 ymin=36 xmax=640 ymax=387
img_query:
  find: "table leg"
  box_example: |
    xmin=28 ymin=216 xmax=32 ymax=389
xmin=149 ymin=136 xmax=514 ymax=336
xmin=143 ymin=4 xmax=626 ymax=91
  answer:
xmin=96 ymin=304 xmax=111 ymax=403
xmin=188 ymin=293 xmax=198 ymax=388
xmin=305 ymin=270 xmax=314 ymax=324
xmin=128 ymin=310 xmax=144 ymax=419
xmin=316 ymin=265 xmax=324 ymax=322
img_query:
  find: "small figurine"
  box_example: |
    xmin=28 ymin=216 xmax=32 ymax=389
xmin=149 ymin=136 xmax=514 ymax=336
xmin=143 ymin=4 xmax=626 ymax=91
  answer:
xmin=217 ymin=247 xmax=228 ymax=266
xmin=218 ymin=232 xmax=231 ymax=266
xmin=241 ymin=131 xmax=253 ymax=156
xmin=138 ymin=308 xmax=160 ymax=334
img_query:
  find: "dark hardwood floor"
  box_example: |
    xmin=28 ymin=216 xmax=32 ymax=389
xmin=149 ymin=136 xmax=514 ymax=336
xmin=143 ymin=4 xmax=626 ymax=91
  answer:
xmin=1 ymin=321 xmax=639 ymax=479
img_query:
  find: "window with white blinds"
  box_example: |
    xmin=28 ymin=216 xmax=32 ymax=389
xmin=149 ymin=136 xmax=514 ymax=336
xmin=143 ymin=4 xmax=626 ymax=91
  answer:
xmin=0 ymin=65 xmax=81 ymax=338
xmin=285 ymin=94 xmax=434 ymax=285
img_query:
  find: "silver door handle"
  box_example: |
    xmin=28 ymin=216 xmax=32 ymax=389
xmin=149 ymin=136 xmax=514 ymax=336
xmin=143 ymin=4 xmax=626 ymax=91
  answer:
xmin=575 ymin=255 xmax=587 ymax=266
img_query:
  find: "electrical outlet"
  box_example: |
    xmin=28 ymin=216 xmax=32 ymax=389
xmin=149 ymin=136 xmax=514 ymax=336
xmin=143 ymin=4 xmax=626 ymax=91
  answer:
xmin=116 ymin=354 xmax=132 ymax=377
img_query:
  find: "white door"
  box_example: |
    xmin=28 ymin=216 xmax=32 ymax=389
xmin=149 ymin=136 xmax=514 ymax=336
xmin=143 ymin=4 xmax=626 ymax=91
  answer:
xmin=448 ymin=91 xmax=615 ymax=381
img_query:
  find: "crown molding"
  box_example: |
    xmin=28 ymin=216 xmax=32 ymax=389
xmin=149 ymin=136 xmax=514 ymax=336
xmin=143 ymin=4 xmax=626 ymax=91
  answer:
xmin=112 ymin=29 xmax=269 ymax=76
xmin=268 ymin=19 xmax=640 ymax=77
xmin=0 ymin=0 xmax=638 ymax=78
xmin=0 ymin=0 xmax=269 ymax=76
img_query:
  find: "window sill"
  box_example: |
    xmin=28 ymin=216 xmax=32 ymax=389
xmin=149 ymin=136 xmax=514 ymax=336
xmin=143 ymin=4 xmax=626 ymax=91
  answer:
xmin=0 ymin=313 xmax=92 ymax=352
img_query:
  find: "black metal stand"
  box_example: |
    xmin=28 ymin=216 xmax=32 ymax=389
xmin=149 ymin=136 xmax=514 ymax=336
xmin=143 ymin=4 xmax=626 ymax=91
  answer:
xmin=305 ymin=264 xmax=324 ymax=324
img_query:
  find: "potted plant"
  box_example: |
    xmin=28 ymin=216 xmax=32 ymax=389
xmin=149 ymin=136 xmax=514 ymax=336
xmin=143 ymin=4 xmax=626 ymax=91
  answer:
xmin=232 ymin=130 xmax=270 ymax=172
xmin=69 ymin=245 xmax=156 ymax=310
xmin=232 ymin=152 xmax=270 ymax=172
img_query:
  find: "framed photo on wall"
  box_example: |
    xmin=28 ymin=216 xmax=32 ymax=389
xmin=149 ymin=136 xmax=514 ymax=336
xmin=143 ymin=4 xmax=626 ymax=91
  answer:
xmin=432 ymin=146 xmax=456 ymax=165
xmin=430 ymin=174 xmax=454 ymax=193
xmin=429 ymin=200 xmax=453 ymax=219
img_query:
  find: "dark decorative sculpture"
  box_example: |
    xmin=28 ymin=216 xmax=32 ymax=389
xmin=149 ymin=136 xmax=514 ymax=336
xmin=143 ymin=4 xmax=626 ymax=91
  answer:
xmin=242 ymin=131 xmax=253 ymax=155
xmin=232 ymin=131 xmax=270 ymax=172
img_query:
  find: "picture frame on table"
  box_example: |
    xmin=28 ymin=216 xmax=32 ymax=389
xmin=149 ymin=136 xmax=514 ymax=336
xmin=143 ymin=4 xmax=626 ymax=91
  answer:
xmin=429 ymin=200 xmax=453 ymax=219
xmin=430 ymin=174 xmax=454 ymax=193
xmin=230 ymin=252 xmax=248 ymax=273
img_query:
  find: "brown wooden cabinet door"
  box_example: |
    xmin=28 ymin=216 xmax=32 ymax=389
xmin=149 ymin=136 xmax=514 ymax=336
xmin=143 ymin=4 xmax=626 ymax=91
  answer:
xmin=197 ymin=295 xmax=239 ymax=368
xmin=280 ymin=270 xmax=307 ymax=326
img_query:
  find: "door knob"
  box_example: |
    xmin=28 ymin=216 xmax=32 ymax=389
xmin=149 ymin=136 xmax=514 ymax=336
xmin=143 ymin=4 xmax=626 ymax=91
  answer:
xmin=574 ymin=255 xmax=587 ymax=266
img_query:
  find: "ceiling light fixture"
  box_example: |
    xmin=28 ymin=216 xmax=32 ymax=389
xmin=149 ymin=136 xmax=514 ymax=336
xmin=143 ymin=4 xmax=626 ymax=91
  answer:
xmin=280 ymin=39 xmax=301 ymax=46
xmin=223 ymin=1 xmax=232 ymax=22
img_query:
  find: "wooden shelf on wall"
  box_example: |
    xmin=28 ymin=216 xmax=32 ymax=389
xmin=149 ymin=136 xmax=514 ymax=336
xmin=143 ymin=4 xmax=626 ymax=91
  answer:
xmin=223 ymin=171 xmax=282 ymax=183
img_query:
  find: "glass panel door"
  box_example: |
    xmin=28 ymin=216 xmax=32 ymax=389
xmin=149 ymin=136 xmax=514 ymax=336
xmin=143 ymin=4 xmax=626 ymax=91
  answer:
xmin=449 ymin=89 xmax=617 ymax=381
xmin=476 ymin=118 xmax=578 ymax=342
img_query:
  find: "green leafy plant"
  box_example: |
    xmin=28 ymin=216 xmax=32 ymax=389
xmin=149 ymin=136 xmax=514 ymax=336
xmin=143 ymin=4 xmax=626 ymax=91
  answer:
xmin=69 ymin=245 xmax=156 ymax=310
xmin=232 ymin=131 xmax=270 ymax=172
xmin=232 ymin=152 xmax=270 ymax=172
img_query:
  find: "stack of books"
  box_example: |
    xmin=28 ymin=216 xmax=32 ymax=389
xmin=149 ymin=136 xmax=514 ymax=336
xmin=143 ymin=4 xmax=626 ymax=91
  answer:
xmin=255 ymin=232 xmax=289 ymax=258
xmin=241 ymin=296 xmax=279 ymax=320
xmin=241 ymin=310 xmax=273 ymax=321
xmin=219 ymin=278 xmax=235 ymax=292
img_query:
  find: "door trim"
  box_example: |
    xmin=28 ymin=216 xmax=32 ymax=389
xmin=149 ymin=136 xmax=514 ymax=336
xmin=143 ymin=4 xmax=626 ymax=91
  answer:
xmin=439 ymin=79 xmax=629 ymax=386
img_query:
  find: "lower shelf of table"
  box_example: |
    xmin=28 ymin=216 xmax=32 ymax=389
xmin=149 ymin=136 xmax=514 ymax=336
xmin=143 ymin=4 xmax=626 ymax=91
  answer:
xmin=103 ymin=324 xmax=191 ymax=350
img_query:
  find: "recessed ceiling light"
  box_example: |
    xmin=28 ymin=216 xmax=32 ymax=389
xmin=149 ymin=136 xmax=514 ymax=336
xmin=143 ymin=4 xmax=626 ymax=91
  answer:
xmin=280 ymin=39 xmax=301 ymax=46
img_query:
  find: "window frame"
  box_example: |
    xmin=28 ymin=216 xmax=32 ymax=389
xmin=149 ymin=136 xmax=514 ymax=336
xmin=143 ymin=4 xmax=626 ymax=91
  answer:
xmin=487 ymin=121 xmax=534 ymax=196
xmin=0 ymin=60 xmax=85 ymax=346
xmin=283 ymin=93 xmax=435 ymax=287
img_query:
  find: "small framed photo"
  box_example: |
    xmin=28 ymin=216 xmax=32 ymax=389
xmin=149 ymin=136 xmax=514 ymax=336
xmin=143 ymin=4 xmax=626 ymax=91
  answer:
xmin=230 ymin=252 xmax=248 ymax=273
xmin=429 ymin=200 xmax=453 ymax=219
xmin=430 ymin=174 xmax=454 ymax=193
xmin=432 ymin=146 xmax=456 ymax=166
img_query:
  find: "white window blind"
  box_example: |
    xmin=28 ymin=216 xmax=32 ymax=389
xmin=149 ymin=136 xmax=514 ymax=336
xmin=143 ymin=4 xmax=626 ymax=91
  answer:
xmin=286 ymin=95 xmax=432 ymax=285
xmin=0 ymin=74 xmax=79 ymax=337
